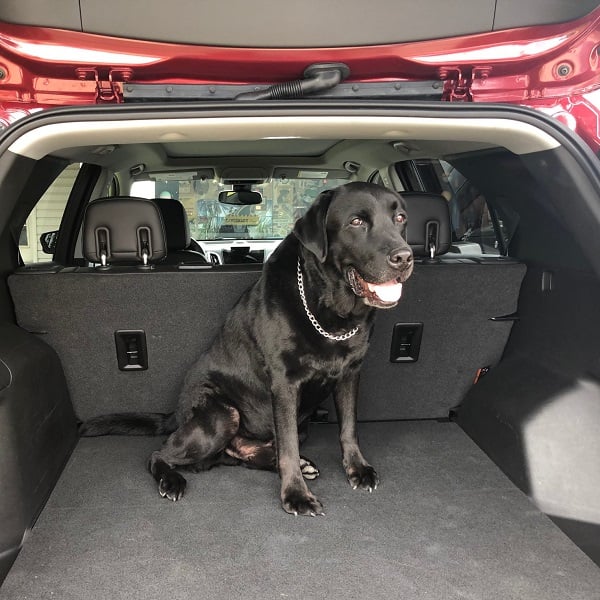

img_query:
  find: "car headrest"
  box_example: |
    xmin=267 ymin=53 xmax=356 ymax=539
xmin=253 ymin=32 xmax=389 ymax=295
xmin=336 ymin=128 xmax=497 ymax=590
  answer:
xmin=402 ymin=192 xmax=452 ymax=258
xmin=154 ymin=198 xmax=191 ymax=251
xmin=82 ymin=196 xmax=167 ymax=267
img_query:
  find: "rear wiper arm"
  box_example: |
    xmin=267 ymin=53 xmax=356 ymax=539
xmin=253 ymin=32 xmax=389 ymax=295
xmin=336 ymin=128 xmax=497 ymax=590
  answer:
xmin=235 ymin=62 xmax=350 ymax=100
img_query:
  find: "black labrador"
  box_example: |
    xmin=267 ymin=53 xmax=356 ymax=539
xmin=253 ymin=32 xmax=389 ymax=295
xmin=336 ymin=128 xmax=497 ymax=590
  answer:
xmin=81 ymin=182 xmax=413 ymax=515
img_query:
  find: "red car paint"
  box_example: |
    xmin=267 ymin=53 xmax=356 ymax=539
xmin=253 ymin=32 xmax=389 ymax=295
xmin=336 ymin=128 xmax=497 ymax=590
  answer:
xmin=0 ymin=8 xmax=599 ymax=150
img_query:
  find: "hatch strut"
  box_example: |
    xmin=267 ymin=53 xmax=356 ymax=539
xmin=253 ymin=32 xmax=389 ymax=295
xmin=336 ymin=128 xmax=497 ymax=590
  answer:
xmin=234 ymin=63 xmax=350 ymax=100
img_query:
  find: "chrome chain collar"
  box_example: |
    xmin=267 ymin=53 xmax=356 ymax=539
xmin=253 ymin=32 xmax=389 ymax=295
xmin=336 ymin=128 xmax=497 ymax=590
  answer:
xmin=297 ymin=258 xmax=360 ymax=342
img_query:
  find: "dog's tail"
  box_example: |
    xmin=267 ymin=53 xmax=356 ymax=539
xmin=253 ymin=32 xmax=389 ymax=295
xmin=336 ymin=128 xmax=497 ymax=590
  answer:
xmin=79 ymin=412 xmax=177 ymax=437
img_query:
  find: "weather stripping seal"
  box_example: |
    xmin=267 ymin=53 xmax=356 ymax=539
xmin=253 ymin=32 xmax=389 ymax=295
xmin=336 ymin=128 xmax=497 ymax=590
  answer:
xmin=7 ymin=115 xmax=560 ymax=160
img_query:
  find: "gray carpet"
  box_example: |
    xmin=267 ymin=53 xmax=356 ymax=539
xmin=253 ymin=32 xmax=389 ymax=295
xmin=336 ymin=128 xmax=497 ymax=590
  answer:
xmin=2 ymin=422 xmax=600 ymax=600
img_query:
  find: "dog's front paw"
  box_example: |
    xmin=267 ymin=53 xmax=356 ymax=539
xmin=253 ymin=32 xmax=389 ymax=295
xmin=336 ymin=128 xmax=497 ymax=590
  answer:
xmin=158 ymin=472 xmax=187 ymax=501
xmin=281 ymin=487 xmax=324 ymax=516
xmin=347 ymin=464 xmax=379 ymax=492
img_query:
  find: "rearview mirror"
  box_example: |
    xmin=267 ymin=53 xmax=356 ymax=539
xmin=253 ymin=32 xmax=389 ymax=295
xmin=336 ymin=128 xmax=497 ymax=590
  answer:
xmin=218 ymin=190 xmax=262 ymax=205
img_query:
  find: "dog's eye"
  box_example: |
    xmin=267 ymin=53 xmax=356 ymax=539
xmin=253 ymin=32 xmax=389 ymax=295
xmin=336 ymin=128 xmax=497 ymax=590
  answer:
xmin=350 ymin=217 xmax=364 ymax=227
xmin=395 ymin=214 xmax=407 ymax=224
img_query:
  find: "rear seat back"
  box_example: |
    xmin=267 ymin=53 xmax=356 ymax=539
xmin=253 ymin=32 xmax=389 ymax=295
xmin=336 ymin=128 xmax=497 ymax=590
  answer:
xmin=8 ymin=191 xmax=525 ymax=421
xmin=354 ymin=259 xmax=524 ymax=420
xmin=330 ymin=190 xmax=525 ymax=420
xmin=10 ymin=268 xmax=262 ymax=420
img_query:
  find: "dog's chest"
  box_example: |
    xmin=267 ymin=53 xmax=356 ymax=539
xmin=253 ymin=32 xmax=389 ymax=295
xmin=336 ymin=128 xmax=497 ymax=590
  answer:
xmin=295 ymin=350 xmax=361 ymax=413
xmin=296 ymin=338 xmax=367 ymax=380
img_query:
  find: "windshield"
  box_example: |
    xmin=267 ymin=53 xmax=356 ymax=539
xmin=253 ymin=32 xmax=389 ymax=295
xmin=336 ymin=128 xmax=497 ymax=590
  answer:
xmin=131 ymin=176 xmax=348 ymax=241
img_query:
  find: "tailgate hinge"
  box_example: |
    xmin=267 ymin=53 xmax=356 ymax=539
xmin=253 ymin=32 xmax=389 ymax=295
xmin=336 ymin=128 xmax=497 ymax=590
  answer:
xmin=75 ymin=68 xmax=132 ymax=103
xmin=439 ymin=67 xmax=491 ymax=102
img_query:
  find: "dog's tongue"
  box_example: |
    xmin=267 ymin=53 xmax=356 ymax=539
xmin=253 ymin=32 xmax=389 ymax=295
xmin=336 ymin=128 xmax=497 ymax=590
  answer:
xmin=367 ymin=280 xmax=403 ymax=303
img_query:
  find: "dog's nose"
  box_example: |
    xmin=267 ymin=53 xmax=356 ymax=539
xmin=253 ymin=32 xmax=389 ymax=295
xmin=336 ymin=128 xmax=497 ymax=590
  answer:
xmin=387 ymin=247 xmax=413 ymax=269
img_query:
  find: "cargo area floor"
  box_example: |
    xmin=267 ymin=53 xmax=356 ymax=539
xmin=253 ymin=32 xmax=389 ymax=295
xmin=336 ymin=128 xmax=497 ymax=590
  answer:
xmin=2 ymin=421 xmax=600 ymax=599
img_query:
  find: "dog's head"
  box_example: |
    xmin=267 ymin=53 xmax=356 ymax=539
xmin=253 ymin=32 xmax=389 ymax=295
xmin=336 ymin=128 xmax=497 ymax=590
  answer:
xmin=294 ymin=182 xmax=413 ymax=309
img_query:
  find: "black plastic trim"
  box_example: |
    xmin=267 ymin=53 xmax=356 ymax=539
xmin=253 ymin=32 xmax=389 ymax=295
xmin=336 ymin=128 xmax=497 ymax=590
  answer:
xmin=124 ymin=81 xmax=443 ymax=102
xmin=53 ymin=163 xmax=102 ymax=266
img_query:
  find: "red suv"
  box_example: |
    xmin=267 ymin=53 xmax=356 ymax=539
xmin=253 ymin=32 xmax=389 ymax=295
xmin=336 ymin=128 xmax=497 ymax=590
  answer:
xmin=1 ymin=3 xmax=600 ymax=599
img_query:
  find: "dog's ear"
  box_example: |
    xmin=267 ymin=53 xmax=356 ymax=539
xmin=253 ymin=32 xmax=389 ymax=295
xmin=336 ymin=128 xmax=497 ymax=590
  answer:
xmin=293 ymin=189 xmax=335 ymax=262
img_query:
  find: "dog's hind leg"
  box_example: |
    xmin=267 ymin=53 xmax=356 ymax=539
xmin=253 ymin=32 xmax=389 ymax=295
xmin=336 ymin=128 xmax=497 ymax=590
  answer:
xmin=225 ymin=436 xmax=320 ymax=480
xmin=148 ymin=402 xmax=240 ymax=501
xmin=225 ymin=436 xmax=276 ymax=471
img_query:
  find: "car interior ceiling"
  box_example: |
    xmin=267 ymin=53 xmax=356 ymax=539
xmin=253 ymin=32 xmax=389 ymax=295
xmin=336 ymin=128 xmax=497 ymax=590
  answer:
xmin=0 ymin=110 xmax=599 ymax=595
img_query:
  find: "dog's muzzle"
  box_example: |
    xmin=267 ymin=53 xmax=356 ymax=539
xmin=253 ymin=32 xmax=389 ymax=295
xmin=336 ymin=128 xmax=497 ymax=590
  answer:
xmin=346 ymin=267 xmax=409 ymax=308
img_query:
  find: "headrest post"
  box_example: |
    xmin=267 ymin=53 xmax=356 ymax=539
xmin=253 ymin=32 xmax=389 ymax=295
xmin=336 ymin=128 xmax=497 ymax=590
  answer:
xmin=137 ymin=226 xmax=153 ymax=270
xmin=96 ymin=227 xmax=111 ymax=270
xmin=424 ymin=220 xmax=441 ymax=264
xmin=426 ymin=221 xmax=439 ymax=258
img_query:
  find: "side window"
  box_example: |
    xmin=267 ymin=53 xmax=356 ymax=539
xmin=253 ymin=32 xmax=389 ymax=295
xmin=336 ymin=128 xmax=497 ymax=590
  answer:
xmin=19 ymin=164 xmax=81 ymax=264
xmin=439 ymin=161 xmax=497 ymax=254
xmin=395 ymin=159 xmax=510 ymax=256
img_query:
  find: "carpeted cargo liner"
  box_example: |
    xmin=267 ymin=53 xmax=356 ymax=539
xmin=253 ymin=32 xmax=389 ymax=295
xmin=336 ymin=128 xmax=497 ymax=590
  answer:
xmin=2 ymin=421 xmax=599 ymax=599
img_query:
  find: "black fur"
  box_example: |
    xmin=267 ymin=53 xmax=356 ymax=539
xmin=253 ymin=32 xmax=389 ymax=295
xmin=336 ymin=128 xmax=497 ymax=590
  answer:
xmin=79 ymin=412 xmax=176 ymax=436
xmin=80 ymin=182 xmax=413 ymax=515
